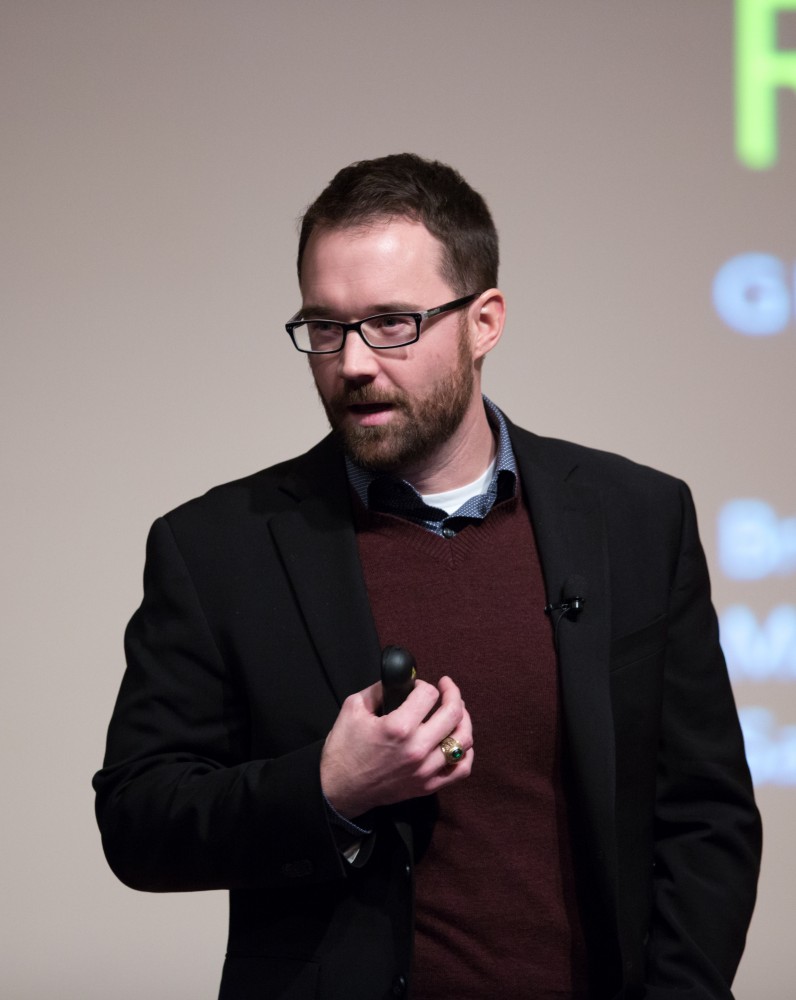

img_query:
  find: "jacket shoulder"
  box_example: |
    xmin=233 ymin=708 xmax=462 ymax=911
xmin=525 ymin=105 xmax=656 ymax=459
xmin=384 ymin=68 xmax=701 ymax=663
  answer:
xmin=509 ymin=422 xmax=687 ymax=499
xmin=159 ymin=434 xmax=346 ymax=536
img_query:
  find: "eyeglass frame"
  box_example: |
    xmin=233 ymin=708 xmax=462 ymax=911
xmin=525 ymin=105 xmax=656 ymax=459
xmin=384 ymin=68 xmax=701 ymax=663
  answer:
xmin=285 ymin=292 xmax=480 ymax=354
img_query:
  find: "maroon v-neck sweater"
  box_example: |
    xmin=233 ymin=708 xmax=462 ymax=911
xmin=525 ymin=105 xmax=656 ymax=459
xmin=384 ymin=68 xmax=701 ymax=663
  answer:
xmin=355 ymin=493 xmax=590 ymax=999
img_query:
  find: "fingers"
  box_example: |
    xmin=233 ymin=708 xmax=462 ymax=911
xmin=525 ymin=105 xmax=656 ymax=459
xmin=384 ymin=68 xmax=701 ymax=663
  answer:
xmin=425 ymin=677 xmax=473 ymax=781
xmin=359 ymin=680 xmax=385 ymax=715
xmin=394 ymin=675 xmax=473 ymax=778
xmin=322 ymin=674 xmax=473 ymax=816
xmin=372 ymin=675 xmax=472 ymax=748
xmin=418 ymin=675 xmax=468 ymax=746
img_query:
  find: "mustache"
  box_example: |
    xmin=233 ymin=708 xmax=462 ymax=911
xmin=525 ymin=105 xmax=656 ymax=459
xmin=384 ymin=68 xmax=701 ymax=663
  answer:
xmin=330 ymin=384 xmax=408 ymax=409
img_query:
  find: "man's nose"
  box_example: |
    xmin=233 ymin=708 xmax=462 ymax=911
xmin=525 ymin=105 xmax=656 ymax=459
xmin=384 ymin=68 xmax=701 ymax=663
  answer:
xmin=337 ymin=329 xmax=379 ymax=381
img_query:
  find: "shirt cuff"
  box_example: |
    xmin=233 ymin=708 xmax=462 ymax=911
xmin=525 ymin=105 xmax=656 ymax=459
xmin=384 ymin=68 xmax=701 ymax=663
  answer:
xmin=323 ymin=794 xmax=373 ymax=837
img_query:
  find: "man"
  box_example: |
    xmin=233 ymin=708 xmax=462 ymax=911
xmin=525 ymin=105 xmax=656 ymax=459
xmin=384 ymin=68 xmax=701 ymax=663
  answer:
xmin=94 ymin=154 xmax=761 ymax=1000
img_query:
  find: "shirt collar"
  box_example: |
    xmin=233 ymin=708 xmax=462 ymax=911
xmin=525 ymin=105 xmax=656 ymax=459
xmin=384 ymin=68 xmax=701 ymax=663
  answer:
xmin=345 ymin=396 xmax=517 ymax=528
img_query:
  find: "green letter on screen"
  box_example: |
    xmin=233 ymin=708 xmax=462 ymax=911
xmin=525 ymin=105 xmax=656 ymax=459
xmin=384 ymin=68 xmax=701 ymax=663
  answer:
xmin=736 ymin=0 xmax=796 ymax=168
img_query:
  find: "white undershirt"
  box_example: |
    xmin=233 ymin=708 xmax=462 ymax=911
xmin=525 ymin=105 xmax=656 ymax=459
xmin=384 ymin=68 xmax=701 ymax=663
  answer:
xmin=420 ymin=456 xmax=499 ymax=515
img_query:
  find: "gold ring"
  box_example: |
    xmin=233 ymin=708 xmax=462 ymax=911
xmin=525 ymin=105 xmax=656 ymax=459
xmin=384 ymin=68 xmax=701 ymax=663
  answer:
xmin=440 ymin=736 xmax=465 ymax=765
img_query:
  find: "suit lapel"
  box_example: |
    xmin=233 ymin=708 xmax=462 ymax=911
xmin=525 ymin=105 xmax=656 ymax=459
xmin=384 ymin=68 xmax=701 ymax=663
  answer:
xmin=268 ymin=426 xmax=620 ymax=906
xmin=268 ymin=440 xmax=382 ymax=707
xmin=510 ymin=425 xmax=619 ymax=904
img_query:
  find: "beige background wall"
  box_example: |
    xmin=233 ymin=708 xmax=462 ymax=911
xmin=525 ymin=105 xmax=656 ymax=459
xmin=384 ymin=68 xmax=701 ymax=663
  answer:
xmin=3 ymin=1 xmax=794 ymax=996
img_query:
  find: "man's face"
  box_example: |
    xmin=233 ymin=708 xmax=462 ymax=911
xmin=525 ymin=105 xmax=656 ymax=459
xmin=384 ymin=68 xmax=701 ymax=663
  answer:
xmin=300 ymin=219 xmax=479 ymax=476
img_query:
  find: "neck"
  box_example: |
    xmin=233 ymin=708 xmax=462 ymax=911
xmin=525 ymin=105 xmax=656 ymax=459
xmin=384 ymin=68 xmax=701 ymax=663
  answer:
xmin=399 ymin=394 xmax=497 ymax=495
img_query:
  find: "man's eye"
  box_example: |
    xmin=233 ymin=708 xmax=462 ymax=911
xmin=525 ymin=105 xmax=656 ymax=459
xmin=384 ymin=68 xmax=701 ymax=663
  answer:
xmin=373 ymin=315 xmax=412 ymax=333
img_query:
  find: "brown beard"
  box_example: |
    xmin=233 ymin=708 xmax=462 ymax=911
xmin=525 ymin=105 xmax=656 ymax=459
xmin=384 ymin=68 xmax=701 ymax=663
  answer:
xmin=317 ymin=327 xmax=474 ymax=474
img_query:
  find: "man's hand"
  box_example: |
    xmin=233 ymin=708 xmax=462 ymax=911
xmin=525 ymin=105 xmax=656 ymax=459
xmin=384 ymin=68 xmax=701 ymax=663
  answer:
xmin=320 ymin=675 xmax=473 ymax=820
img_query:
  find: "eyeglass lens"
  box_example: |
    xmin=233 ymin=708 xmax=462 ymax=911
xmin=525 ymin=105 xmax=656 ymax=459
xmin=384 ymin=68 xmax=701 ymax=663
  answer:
xmin=294 ymin=313 xmax=418 ymax=353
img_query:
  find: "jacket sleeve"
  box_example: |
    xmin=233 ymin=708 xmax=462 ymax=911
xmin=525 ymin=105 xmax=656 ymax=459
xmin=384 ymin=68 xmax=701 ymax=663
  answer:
xmin=93 ymin=516 xmax=349 ymax=893
xmin=643 ymin=482 xmax=762 ymax=998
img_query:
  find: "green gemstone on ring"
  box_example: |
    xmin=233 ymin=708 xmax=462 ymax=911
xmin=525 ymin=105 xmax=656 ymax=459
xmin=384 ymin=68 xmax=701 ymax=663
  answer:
xmin=451 ymin=747 xmax=463 ymax=761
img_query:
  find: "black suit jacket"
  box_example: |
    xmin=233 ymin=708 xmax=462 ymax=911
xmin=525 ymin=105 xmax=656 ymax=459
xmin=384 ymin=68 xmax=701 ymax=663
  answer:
xmin=94 ymin=419 xmax=761 ymax=1000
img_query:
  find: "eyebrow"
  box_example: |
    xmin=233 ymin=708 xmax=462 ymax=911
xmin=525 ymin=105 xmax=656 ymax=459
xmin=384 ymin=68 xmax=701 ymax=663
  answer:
xmin=298 ymin=301 xmax=421 ymax=320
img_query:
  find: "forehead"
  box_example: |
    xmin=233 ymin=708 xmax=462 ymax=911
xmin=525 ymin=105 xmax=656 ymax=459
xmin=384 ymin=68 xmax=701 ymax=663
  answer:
xmin=299 ymin=218 xmax=449 ymax=306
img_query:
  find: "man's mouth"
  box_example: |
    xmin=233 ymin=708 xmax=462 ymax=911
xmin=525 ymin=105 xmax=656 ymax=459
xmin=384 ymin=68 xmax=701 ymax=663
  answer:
xmin=339 ymin=399 xmax=400 ymax=427
xmin=348 ymin=402 xmax=394 ymax=414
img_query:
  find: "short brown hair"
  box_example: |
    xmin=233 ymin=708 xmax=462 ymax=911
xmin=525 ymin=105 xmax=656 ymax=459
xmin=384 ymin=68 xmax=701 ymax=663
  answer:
xmin=297 ymin=153 xmax=499 ymax=295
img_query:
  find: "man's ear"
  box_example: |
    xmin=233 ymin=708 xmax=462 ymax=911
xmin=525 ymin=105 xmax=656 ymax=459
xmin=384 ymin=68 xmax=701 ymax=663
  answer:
xmin=470 ymin=289 xmax=506 ymax=362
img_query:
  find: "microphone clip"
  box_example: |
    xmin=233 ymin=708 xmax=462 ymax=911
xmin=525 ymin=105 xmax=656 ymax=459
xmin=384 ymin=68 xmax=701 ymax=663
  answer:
xmin=544 ymin=595 xmax=586 ymax=621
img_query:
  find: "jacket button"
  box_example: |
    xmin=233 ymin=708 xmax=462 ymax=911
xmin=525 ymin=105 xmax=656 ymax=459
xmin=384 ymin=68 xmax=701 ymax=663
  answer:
xmin=391 ymin=974 xmax=407 ymax=995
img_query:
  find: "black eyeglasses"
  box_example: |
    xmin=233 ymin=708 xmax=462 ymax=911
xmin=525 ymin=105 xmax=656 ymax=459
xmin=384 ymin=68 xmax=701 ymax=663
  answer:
xmin=285 ymin=292 xmax=480 ymax=354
